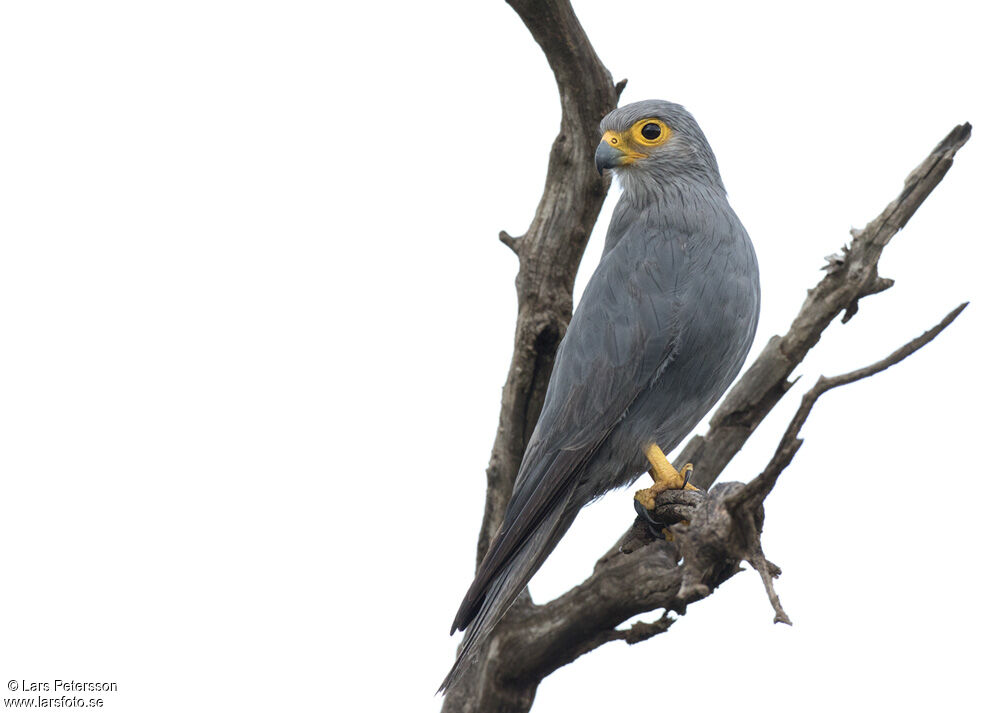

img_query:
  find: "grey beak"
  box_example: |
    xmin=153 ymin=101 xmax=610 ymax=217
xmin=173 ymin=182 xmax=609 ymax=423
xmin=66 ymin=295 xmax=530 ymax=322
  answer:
xmin=595 ymin=141 xmax=627 ymax=176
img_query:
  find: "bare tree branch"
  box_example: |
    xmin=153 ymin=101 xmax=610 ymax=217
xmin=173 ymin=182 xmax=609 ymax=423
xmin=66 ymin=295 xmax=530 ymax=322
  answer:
xmin=442 ymin=2 xmax=617 ymax=709
xmin=676 ymin=122 xmax=971 ymax=492
xmin=736 ymin=302 xmax=970 ymax=510
xmin=527 ymin=128 xmax=972 ymax=667
xmin=443 ymin=2 xmax=972 ymax=710
xmin=485 ymin=296 xmax=970 ymax=698
xmin=474 ymin=0 xmax=619 ymax=570
xmin=723 ymin=302 xmax=967 ymax=623
xmin=446 ymin=122 xmax=971 ymax=712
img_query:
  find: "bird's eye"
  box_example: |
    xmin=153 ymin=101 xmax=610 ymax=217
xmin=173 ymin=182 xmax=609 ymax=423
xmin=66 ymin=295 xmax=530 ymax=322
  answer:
xmin=632 ymin=119 xmax=668 ymax=146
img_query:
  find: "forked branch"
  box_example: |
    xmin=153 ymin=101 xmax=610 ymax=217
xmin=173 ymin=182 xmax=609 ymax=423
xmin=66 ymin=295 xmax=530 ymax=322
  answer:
xmin=442 ymin=2 xmax=971 ymax=710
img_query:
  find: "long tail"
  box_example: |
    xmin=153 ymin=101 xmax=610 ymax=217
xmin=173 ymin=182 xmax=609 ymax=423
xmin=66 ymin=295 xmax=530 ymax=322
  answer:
xmin=439 ymin=501 xmax=575 ymax=693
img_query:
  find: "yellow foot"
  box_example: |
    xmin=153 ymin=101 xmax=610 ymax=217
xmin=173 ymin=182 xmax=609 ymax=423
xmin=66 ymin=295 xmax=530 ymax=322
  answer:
xmin=634 ymin=443 xmax=699 ymax=510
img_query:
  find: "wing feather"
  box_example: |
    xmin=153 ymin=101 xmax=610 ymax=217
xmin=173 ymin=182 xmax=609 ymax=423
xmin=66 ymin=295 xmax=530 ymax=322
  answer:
xmin=452 ymin=216 xmax=695 ymax=635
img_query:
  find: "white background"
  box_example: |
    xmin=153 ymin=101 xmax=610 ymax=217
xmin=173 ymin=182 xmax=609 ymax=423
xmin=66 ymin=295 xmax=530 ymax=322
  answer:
xmin=1 ymin=1 xmax=997 ymax=711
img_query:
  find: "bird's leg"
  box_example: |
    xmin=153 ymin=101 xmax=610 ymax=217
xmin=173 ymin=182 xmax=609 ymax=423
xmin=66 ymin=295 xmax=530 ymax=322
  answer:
xmin=634 ymin=443 xmax=698 ymax=511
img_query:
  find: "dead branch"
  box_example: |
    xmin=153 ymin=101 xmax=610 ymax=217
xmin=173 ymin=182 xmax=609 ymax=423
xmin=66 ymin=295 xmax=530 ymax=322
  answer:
xmin=512 ymin=127 xmax=972 ymax=683
xmin=473 ymin=0 xmax=618 ymax=571
xmin=720 ymin=302 xmax=968 ymax=623
xmin=441 ymin=2 xmax=617 ymax=709
xmin=676 ymin=122 xmax=971 ymax=491
xmin=735 ymin=302 xmax=969 ymax=511
xmin=446 ymin=122 xmax=971 ymax=713
xmin=443 ymin=1 xmax=971 ymax=710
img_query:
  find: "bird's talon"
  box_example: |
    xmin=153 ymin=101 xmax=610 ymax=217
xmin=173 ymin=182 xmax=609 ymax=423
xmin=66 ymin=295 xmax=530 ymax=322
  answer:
xmin=645 ymin=522 xmax=666 ymax=540
xmin=680 ymin=463 xmax=692 ymax=486
xmin=634 ymin=497 xmax=660 ymax=523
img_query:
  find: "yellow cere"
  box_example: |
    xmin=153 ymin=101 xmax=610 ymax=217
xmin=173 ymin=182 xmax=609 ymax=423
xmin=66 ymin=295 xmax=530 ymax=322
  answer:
xmin=601 ymin=118 xmax=671 ymax=165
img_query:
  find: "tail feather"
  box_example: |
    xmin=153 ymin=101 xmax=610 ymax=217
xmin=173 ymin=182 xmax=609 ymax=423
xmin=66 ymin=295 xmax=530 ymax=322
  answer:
xmin=439 ymin=501 xmax=575 ymax=693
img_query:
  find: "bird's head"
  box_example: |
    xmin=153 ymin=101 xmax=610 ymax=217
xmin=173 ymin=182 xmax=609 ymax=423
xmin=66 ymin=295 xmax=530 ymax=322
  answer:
xmin=595 ymin=100 xmax=722 ymax=188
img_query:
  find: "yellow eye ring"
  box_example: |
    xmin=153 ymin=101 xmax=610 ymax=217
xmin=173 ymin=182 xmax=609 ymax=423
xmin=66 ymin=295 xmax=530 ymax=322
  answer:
xmin=630 ymin=118 xmax=670 ymax=147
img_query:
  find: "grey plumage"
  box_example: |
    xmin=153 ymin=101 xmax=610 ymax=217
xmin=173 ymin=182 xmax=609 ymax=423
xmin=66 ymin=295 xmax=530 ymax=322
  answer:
xmin=442 ymin=100 xmax=760 ymax=692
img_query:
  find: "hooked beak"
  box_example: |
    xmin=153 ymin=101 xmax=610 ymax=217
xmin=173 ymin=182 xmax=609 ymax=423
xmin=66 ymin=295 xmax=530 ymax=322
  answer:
xmin=595 ymin=140 xmax=628 ymax=177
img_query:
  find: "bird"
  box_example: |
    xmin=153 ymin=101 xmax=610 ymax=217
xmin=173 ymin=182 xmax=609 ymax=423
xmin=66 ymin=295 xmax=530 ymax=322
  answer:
xmin=442 ymin=99 xmax=760 ymax=692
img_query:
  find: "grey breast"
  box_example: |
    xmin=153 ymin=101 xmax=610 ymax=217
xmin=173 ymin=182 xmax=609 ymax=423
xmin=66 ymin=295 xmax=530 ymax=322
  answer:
xmin=572 ymin=182 xmax=760 ymax=499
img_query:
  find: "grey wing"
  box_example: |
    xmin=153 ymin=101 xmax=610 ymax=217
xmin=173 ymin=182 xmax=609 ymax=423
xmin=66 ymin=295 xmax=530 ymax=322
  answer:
xmin=452 ymin=220 xmax=689 ymax=633
xmin=501 ymin=224 xmax=688 ymax=520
